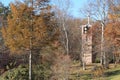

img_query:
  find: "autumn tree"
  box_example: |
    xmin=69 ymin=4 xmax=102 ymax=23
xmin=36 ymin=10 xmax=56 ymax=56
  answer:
xmin=105 ymin=22 xmax=120 ymax=64
xmin=2 ymin=0 xmax=58 ymax=54
xmin=104 ymin=0 xmax=120 ymax=65
xmin=1 ymin=0 xmax=58 ymax=80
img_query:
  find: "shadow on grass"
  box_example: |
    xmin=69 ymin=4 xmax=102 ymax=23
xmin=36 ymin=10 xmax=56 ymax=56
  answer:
xmin=105 ymin=69 xmax=120 ymax=77
xmin=70 ymin=73 xmax=92 ymax=80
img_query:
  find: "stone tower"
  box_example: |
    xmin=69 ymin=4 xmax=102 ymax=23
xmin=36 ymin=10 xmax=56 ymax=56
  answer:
xmin=81 ymin=16 xmax=92 ymax=65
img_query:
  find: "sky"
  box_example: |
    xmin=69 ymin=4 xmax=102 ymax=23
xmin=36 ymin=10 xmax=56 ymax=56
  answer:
xmin=71 ymin=0 xmax=87 ymax=18
xmin=0 ymin=0 xmax=87 ymax=18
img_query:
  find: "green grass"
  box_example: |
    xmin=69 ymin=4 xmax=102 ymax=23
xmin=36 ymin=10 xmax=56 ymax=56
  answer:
xmin=105 ymin=65 xmax=120 ymax=80
xmin=70 ymin=62 xmax=120 ymax=80
xmin=109 ymin=75 xmax=120 ymax=80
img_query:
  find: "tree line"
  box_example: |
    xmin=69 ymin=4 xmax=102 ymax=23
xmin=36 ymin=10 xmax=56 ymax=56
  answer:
xmin=0 ymin=0 xmax=120 ymax=80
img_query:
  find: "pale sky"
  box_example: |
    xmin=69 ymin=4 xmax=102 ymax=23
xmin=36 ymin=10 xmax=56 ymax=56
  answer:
xmin=0 ymin=0 xmax=87 ymax=18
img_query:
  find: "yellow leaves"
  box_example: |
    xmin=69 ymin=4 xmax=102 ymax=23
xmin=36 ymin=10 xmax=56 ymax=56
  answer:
xmin=108 ymin=13 xmax=117 ymax=20
xmin=108 ymin=5 xmax=120 ymax=20
xmin=2 ymin=2 xmax=58 ymax=54
xmin=105 ymin=22 xmax=120 ymax=46
xmin=10 ymin=4 xmax=18 ymax=18
xmin=1 ymin=27 xmax=7 ymax=38
xmin=1 ymin=4 xmax=32 ymax=53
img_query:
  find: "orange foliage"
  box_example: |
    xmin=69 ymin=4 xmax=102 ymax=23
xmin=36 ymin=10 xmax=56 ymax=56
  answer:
xmin=2 ymin=2 xmax=58 ymax=54
xmin=105 ymin=22 xmax=120 ymax=46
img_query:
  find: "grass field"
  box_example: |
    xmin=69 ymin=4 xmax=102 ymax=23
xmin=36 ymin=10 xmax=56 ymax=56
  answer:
xmin=105 ymin=65 xmax=120 ymax=80
xmin=69 ymin=62 xmax=120 ymax=80
xmin=0 ymin=62 xmax=120 ymax=80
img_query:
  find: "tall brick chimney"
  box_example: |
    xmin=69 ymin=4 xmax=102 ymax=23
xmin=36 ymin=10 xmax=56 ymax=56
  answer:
xmin=81 ymin=24 xmax=92 ymax=65
xmin=81 ymin=14 xmax=92 ymax=65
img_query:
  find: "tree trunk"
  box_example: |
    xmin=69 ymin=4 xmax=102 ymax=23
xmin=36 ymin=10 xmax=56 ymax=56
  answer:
xmin=62 ymin=20 xmax=69 ymax=55
xmin=29 ymin=50 xmax=32 ymax=80
xmin=101 ymin=22 xmax=104 ymax=66
xmin=29 ymin=37 xmax=32 ymax=80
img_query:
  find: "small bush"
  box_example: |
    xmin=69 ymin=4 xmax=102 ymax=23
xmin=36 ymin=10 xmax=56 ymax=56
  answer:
xmin=0 ymin=65 xmax=28 ymax=80
xmin=32 ymin=64 xmax=51 ymax=80
xmin=1 ymin=64 xmax=51 ymax=80
xmin=51 ymin=54 xmax=72 ymax=80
